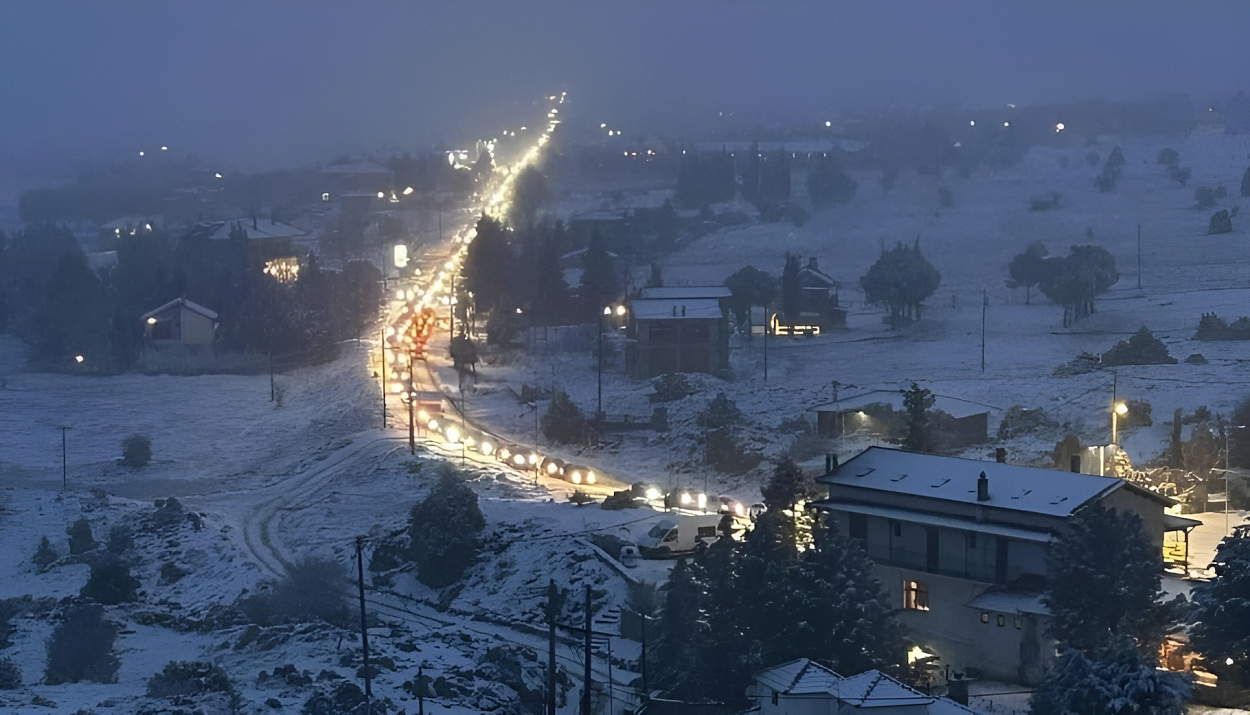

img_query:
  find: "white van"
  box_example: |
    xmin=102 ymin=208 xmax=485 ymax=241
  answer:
xmin=638 ymin=513 xmax=725 ymax=558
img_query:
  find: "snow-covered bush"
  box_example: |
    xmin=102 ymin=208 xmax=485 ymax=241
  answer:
xmin=32 ymin=535 xmax=58 ymax=569
xmin=239 ymin=559 xmax=350 ymax=626
xmin=66 ymin=518 xmax=96 ymax=555
xmin=650 ymin=373 xmax=695 ymax=403
xmin=120 ymin=434 xmax=151 ymax=468
xmin=1101 ymin=327 xmax=1177 ymax=366
xmin=146 ymin=660 xmax=232 ymax=699
xmin=407 ymin=467 xmax=486 ymax=588
xmin=697 ymin=392 xmax=742 ymax=430
xmin=1195 ymin=313 xmax=1250 ymax=341
xmin=705 ymin=428 xmax=761 ymax=475
xmin=45 ymin=603 xmax=119 ymax=684
xmin=1157 ymin=147 xmax=1180 ymax=169
xmin=0 ymin=657 xmax=19 ymax=690
xmin=997 ymin=405 xmax=1060 ymax=441
xmin=106 ymin=525 xmax=133 ymax=555
xmin=81 ymin=556 xmax=140 ymax=605
xmin=541 ymin=391 xmax=586 ymax=445
xmin=1209 ymin=209 xmax=1233 ymax=235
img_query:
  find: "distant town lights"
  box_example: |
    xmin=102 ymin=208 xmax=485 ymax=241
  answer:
xmin=161 ymin=146 xmax=168 ymax=151
xmin=969 ymin=120 xmax=975 ymax=126
xmin=825 ymin=120 xmax=832 ymax=127
xmin=1003 ymin=122 xmax=1010 ymax=127
xmin=1056 ymin=123 xmax=1065 ymax=132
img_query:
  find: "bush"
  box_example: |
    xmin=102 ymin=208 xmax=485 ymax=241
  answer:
xmin=45 ymin=603 xmax=119 ymax=684
xmin=1120 ymin=399 xmax=1153 ymax=430
xmin=147 ymin=661 xmax=232 ymax=699
xmin=1029 ymin=192 xmax=1061 ymax=211
xmin=239 ymin=559 xmax=350 ymax=626
xmin=408 ymin=466 xmax=486 ymax=588
xmin=1095 ymin=146 xmax=1125 ymax=192
xmin=0 ymin=657 xmax=20 ymax=690
xmin=1209 ymin=209 xmax=1233 ymax=235
xmin=705 ymin=428 xmax=762 ymax=475
xmin=66 ymin=518 xmax=96 ymax=555
xmin=120 ymin=434 xmax=151 ymax=468
xmin=301 ymin=681 xmax=376 ymax=715
xmin=1170 ymin=166 xmax=1192 ymax=187
xmin=81 ymin=556 xmax=140 ymax=605
xmin=106 ymin=525 xmax=133 ymax=555
xmin=1194 ymin=313 xmax=1250 ymax=341
xmin=697 ymin=392 xmax=742 ymax=430
xmin=1101 ymin=327 xmax=1177 ymax=366
xmin=541 ymin=391 xmax=586 ymax=445
xmin=650 ymin=374 xmax=695 ymax=403
xmin=997 ymin=405 xmax=1060 ymax=441
xmin=32 ymin=535 xmax=59 ymax=569
xmin=1157 ymin=148 xmax=1180 ymax=169
xmin=568 ymin=490 xmax=595 ymax=506
xmin=1195 ymin=186 xmax=1221 ymax=210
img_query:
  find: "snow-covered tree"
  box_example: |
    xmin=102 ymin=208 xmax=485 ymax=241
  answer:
xmin=1006 ymin=241 xmax=1050 ymax=305
xmin=1044 ymin=506 xmax=1185 ymax=659
xmin=1031 ymin=638 xmax=1189 ymax=715
xmin=859 ymin=239 xmax=941 ymax=329
xmin=541 ymin=391 xmax=586 ymax=445
xmin=901 ymin=382 xmax=936 ymax=453
xmin=407 ymin=467 xmax=486 ymax=588
xmin=761 ymin=457 xmax=820 ymax=513
xmin=1188 ymin=526 xmax=1250 ymax=689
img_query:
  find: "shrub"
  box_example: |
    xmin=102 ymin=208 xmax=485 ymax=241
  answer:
xmin=66 ymin=518 xmax=96 ymax=555
xmin=1095 ymin=146 xmax=1125 ymax=192
xmin=120 ymin=434 xmax=151 ymax=468
xmin=0 ymin=657 xmax=20 ymax=690
xmin=1195 ymin=186 xmax=1220 ymax=210
xmin=997 ymin=405 xmax=1060 ymax=441
xmin=408 ymin=466 xmax=486 ymax=588
xmin=240 ymin=559 xmax=350 ymax=626
xmin=32 ymin=536 xmax=59 ymax=569
xmin=301 ymin=681 xmax=374 ymax=715
xmin=1029 ymin=192 xmax=1062 ymax=211
xmin=1120 ymin=399 xmax=1153 ymax=430
xmin=81 ymin=556 xmax=140 ymax=605
xmin=106 ymin=525 xmax=133 ymax=555
xmin=698 ymin=392 xmax=742 ymax=430
xmin=705 ymin=428 xmax=762 ymax=475
xmin=541 ymin=391 xmax=586 ymax=445
xmin=1194 ymin=313 xmax=1250 ymax=341
xmin=1209 ymin=209 xmax=1233 ymax=235
xmin=1101 ymin=327 xmax=1177 ymax=366
xmin=650 ymin=374 xmax=695 ymax=403
xmin=1156 ymin=148 xmax=1180 ymax=169
xmin=1170 ymin=166 xmax=1192 ymax=187
xmin=45 ymin=604 xmax=119 ymax=684
xmin=146 ymin=661 xmax=232 ymax=699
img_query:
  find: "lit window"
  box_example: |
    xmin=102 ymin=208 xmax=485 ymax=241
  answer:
xmin=903 ymin=581 xmax=929 ymax=611
xmin=980 ymin=612 xmax=989 ymax=624
xmin=997 ymin=614 xmax=1006 ymax=627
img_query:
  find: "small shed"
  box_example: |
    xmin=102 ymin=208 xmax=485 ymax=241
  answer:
xmin=141 ymin=298 xmax=218 ymax=346
xmin=810 ymin=389 xmax=999 ymax=446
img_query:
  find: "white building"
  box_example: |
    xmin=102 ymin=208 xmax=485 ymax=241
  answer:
xmin=750 ymin=659 xmax=987 ymax=715
xmin=814 ymin=447 xmax=1198 ymax=685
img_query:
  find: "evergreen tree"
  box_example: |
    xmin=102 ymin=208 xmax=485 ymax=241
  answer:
xmin=1044 ymin=506 xmax=1184 ymax=659
xmin=1188 ymin=526 xmax=1250 ymax=689
xmin=1242 ymin=166 xmax=1250 ymax=198
xmin=780 ymin=252 xmax=802 ymax=321
xmin=723 ymin=266 xmax=776 ymax=326
xmin=32 ymin=536 xmax=58 ymax=569
xmin=45 ymin=604 xmax=119 ymax=685
xmin=651 ymin=559 xmax=706 ymax=700
xmin=67 ymin=518 xmax=97 ymax=555
xmin=461 ymin=214 xmax=512 ymax=317
xmin=1037 ymin=245 xmax=1119 ymax=327
xmin=1101 ymin=326 xmax=1177 ymax=366
xmin=580 ymin=230 xmax=621 ymax=318
xmin=1031 ymin=638 xmax=1188 ymax=715
xmin=901 ymin=382 xmax=935 ymax=452
xmin=761 ymin=457 xmax=818 ymax=512
xmin=1006 ymin=241 xmax=1050 ymax=305
xmin=81 ymin=556 xmax=141 ymax=605
xmin=859 ymin=239 xmax=941 ymax=329
xmin=646 ymin=262 xmax=663 ymax=289
xmin=542 ymin=391 xmax=586 ymax=444
xmin=407 ymin=466 xmax=486 ymax=588
xmin=509 ymin=166 xmax=551 ymax=228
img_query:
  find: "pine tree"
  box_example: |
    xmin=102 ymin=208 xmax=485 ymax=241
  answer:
xmin=1031 ymin=638 xmax=1188 ymax=715
xmin=1006 ymin=241 xmax=1050 ymax=305
xmin=541 ymin=391 xmax=586 ymax=444
xmin=780 ymin=252 xmax=802 ymax=321
xmin=1044 ymin=506 xmax=1185 ymax=659
xmin=66 ymin=518 xmax=96 ymax=555
xmin=859 ymin=239 xmax=941 ymax=329
xmin=407 ymin=466 xmax=486 ymax=588
xmin=45 ymin=604 xmax=119 ymax=684
xmin=651 ymin=559 xmax=706 ymax=700
xmin=761 ymin=457 xmax=818 ymax=512
xmin=1188 ymin=526 xmax=1250 ymax=689
xmin=901 ymin=382 xmax=935 ymax=452
xmin=32 ymin=536 xmax=58 ymax=569
xmin=461 ymin=214 xmax=512 ymax=317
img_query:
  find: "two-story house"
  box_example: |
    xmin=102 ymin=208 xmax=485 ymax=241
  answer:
xmin=814 ymin=447 xmax=1198 ymax=686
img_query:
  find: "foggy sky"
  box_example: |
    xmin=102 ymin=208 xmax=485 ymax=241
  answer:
xmin=3 ymin=1 xmax=1248 ymax=198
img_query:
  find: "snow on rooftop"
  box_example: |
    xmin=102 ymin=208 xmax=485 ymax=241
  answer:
xmin=638 ymin=286 xmax=732 ymax=300
xmin=820 ymin=446 xmax=1167 ymax=518
xmin=188 ymin=219 xmax=306 ymax=241
xmin=140 ymin=297 xmax=219 ymax=321
xmin=630 ymin=298 xmax=723 ymax=321
xmin=754 ymin=659 xmax=988 ymax=713
xmin=810 ymin=389 xmax=1001 ymax=419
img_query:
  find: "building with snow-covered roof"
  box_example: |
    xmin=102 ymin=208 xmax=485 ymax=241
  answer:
xmin=813 ymin=447 xmax=1198 ymax=686
xmin=638 ymin=286 xmax=732 ymax=300
xmin=140 ymin=298 xmax=218 ymax=347
xmin=626 ymin=296 xmax=729 ymax=378
xmin=809 ymin=389 xmax=997 ymax=446
xmin=750 ymin=658 xmax=988 ymax=715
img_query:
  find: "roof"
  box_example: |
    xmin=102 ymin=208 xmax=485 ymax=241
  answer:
xmin=799 ymin=265 xmax=837 ymax=288
xmin=753 ymin=660 xmax=986 ymax=714
xmin=185 ymin=219 xmax=305 ymax=241
xmin=1162 ymin=513 xmax=1203 ymax=532
xmin=966 ymin=590 xmax=1050 ymax=616
xmin=140 ymin=298 xmax=219 ymax=322
xmin=810 ymin=389 xmax=1000 ymax=419
xmin=631 ymin=298 xmax=723 ymax=321
xmin=819 ymin=447 xmax=1172 ymax=519
xmin=813 ymin=500 xmax=1052 ymax=544
xmin=638 ymin=286 xmax=732 ymax=300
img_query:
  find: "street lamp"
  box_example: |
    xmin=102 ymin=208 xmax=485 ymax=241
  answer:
xmin=1220 ymin=425 xmax=1247 ymax=535
xmin=1111 ymin=401 xmax=1129 ymax=445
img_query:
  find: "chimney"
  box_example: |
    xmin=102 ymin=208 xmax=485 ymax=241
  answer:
xmin=1070 ymin=454 xmax=1081 ymax=473
xmin=671 ymin=305 xmax=677 ymax=317
xmin=681 ymin=305 xmax=686 ymax=317
xmin=995 ymin=447 xmax=1007 ymax=463
xmin=825 ymin=453 xmax=838 ymax=473
xmin=807 ymin=256 xmax=818 ymax=271
xmin=976 ymin=471 xmax=990 ymax=502
xmin=947 ymin=675 xmax=970 ymax=705
xmin=252 ymin=216 xmax=258 ymax=230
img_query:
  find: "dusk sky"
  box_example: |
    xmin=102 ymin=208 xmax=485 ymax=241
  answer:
xmin=3 ymin=1 xmax=1248 ymax=196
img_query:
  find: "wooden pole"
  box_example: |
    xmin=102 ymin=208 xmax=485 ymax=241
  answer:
xmin=355 ymin=537 xmax=372 ymax=714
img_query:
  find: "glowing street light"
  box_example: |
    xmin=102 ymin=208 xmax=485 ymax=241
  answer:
xmin=1055 ymin=123 xmax=1065 ymax=132
xmin=403 ymin=186 xmax=414 ymax=195
xmin=1111 ymin=401 xmax=1128 ymax=445
xmin=74 ymin=355 xmax=84 ymax=363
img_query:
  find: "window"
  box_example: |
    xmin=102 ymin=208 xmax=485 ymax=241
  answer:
xmin=997 ymin=614 xmax=1006 ymax=627
xmin=891 ymin=521 xmax=902 ymax=537
xmin=696 ymin=526 xmax=717 ymax=538
xmin=903 ymin=581 xmax=930 ymax=611
xmin=849 ymin=513 xmax=868 ymax=541
xmin=980 ymin=612 xmax=989 ymax=624
xmin=1014 ymin=617 xmax=1022 ymax=630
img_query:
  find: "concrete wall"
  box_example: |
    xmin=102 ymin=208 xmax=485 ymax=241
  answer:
xmin=179 ymin=307 xmax=216 ymax=345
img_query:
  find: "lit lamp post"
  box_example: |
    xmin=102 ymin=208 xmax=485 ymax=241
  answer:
xmin=1111 ymin=401 xmax=1128 ymax=445
xmin=1221 ymin=425 xmax=1247 ymax=535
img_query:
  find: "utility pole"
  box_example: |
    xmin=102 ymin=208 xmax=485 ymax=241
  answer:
xmin=407 ymin=351 xmax=416 ymax=454
xmin=582 ymin=584 xmax=593 ymax=715
xmin=61 ymin=426 xmax=68 ymax=490
xmin=449 ymin=274 xmax=456 ymax=339
xmin=545 ymin=580 xmax=562 ymax=715
xmin=980 ymin=287 xmax=987 ymax=372
xmin=639 ymin=611 xmax=648 ymax=696
xmin=269 ymin=350 xmax=275 ymax=402
xmin=355 ymin=537 xmax=372 ymax=714
xmin=1137 ymin=223 xmax=1142 ymax=290
xmin=380 ymin=325 xmax=387 ymax=429
xmin=597 ymin=308 xmax=605 ymax=437
xmin=763 ymin=301 xmax=769 ymax=381
xmin=417 ymin=665 xmax=425 ymax=715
